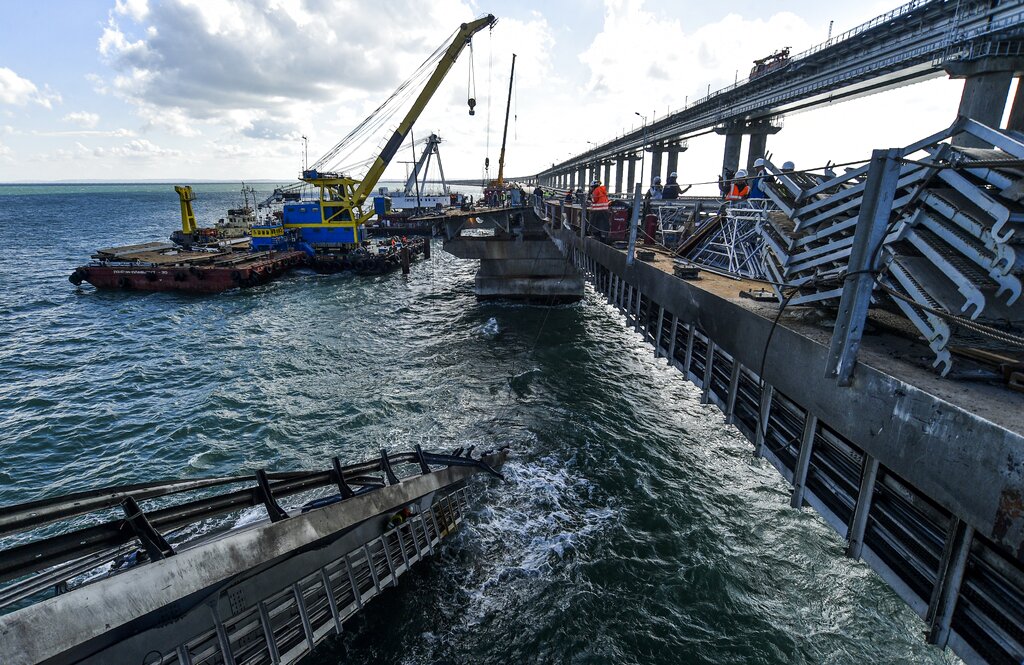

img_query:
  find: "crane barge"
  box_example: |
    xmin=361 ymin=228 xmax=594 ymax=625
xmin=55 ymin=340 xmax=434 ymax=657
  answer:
xmin=69 ymin=15 xmax=497 ymax=292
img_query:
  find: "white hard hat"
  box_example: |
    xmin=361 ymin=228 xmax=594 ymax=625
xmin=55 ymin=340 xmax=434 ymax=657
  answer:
xmin=735 ymin=169 xmax=748 ymax=178
xmin=670 ymin=171 xmax=677 ymax=177
xmin=753 ymin=158 xmax=765 ymax=167
xmin=653 ymin=176 xmax=662 ymax=183
xmin=782 ymin=161 xmax=795 ymax=171
xmin=592 ymin=179 xmax=599 ymax=185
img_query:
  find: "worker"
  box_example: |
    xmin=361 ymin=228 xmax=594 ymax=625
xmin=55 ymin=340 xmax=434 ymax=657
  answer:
xmin=589 ymin=179 xmax=610 ymax=238
xmin=533 ymin=185 xmax=544 ymax=207
xmin=575 ymin=187 xmax=585 ymax=203
xmin=564 ymin=189 xmax=573 ymax=204
xmin=648 ymin=176 xmax=664 ymax=200
xmin=662 ymin=172 xmax=689 ymax=200
xmin=748 ymin=158 xmax=767 ymax=199
xmin=718 ymin=168 xmax=734 ymax=197
xmin=725 ymin=170 xmax=750 ymax=200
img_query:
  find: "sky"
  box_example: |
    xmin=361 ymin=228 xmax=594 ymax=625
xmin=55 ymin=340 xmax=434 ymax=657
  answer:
xmin=0 ymin=0 xmax=1001 ymax=192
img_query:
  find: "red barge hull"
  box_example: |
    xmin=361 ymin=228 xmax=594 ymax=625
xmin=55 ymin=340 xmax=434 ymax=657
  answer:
xmin=70 ymin=246 xmax=308 ymax=294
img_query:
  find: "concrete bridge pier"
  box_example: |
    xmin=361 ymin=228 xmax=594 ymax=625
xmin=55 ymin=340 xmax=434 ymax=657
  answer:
xmin=626 ymin=153 xmax=638 ymax=193
xmin=615 ymin=155 xmax=625 ymax=195
xmin=665 ymin=141 xmax=686 ymax=178
xmin=603 ymin=161 xmax=612 ymax=188
xmin=717 ymin=125 xmax=743 ymax=178
xmin=947 ymin=57 xmax=1024 ymax=148
xmin=442 ymin=207 xmax=584 ymax=302
xmin=650 ymin=143 xmax=664 ymax=184
xmin=745 ymin=121 xmax=781 ymax=171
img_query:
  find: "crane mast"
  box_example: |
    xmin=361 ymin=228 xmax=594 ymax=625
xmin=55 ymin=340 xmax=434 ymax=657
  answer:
xmin=495 ymin=53 xmax=516 ymax=188
xmin=298 ymin=15 xmax=495 ymax=244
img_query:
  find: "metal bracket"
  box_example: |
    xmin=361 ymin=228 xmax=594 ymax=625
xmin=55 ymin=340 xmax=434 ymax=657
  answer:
xmin=825 ymin=148 xmax=903 ymax=386
xmin=121 ymin=496 xmax=175 ymax=561
xmin=414 ymin=445 xmax=432 ymax=474
xmin=380 ymin=449 xmax=400 ymax=486
xmin=331 ymin=456 xmax=355 ymax=499
xmin=254 ymin=469 xmax=288 ymax=523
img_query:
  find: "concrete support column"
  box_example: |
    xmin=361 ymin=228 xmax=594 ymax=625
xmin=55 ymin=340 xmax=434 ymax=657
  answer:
xmin=577 ymin=166 xmax=585 ymax=191
xmin=602 ymin=162 xmax=611 ymax=188
xmin=721 ymin=132 xmax=742 ymax=178
xmin=946 ymin=58 xmax=1024 ymax=148
xmin=650 ymin=143 xmax=664 ymax=183
xmin=955 ymin=71 xmax=1013 ymax=145
xmin=747 ymin=133 xmax=769 ymax=172
xmin=615 ymin=156 xmax=625 ymax=195
xmin=626 ymin=156 xmax=637 ymax=193
xmin=665 ymin=142 xmax=682 ymax=178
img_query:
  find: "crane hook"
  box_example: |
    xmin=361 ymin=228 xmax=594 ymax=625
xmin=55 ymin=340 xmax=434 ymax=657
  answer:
xmin=468 ymin=97 xmax=477 ymax=116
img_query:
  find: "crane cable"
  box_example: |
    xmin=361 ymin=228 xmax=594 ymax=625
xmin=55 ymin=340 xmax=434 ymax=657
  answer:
xmin=467 ymin=41 xmax=476 ymax=108
xmin=310 ymin=26 xmax=459 ymax=173
xmin=484 ymin=27 xmax=493 ymax=179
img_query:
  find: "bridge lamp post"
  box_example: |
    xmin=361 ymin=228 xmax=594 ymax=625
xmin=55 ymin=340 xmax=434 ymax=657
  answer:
xmin=635 ymin=112 xmax=647 ymax=193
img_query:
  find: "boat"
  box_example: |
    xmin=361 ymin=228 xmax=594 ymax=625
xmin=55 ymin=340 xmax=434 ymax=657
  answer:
xmin=68 ymin=241 xmax=307 ymax=293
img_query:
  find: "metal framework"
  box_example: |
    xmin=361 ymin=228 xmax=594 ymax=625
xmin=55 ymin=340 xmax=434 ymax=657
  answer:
xmin=684 ymin=201 xmax=770 ymax=280
xmin=758 ymin=117 xmax=1024 ymax=376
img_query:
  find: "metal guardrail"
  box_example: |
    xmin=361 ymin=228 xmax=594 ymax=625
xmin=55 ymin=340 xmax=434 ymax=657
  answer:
xmin=156 ymin=487 xmax=472 ymax=665
xmin=0 ymin=447 xmax=503 ymax=611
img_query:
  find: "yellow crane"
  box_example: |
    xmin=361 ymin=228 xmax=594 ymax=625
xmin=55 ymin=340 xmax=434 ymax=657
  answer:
xmin=174 ymin=185 xmax=197 ymax=235
xmin=297 ymin=15 xmax=496 ymax=245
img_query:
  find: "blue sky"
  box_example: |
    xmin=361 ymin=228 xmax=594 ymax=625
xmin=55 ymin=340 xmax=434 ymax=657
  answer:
xmin=0 ymin=1 xmax=980 ymax=189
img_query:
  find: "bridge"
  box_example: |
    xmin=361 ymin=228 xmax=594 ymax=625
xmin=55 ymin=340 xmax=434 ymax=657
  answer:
xmin=430 ymin=3 xmax=1024 ymax=659
xmin=535 ymin=0 xmax=1024 ymax=194
xmin=0 ymin=448 xmax=507 ymax=665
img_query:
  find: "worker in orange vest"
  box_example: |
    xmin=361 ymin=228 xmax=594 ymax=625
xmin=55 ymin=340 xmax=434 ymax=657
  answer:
xmin=725 ymin=169 xmax=750 ymax=201
xmin=590 ymin=179 xmax=609 ymax=208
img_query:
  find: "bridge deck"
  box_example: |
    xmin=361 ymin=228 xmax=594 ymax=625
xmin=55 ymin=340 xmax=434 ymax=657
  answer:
xmin=557 ymin=225 xmax=1024 ymax=665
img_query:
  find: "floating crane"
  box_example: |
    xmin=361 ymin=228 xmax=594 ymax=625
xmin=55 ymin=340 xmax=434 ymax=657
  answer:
xmin=292 ymin=15 xmax=496 ymax=246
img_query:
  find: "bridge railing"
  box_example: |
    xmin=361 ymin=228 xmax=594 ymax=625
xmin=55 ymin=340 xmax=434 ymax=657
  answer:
xmin=0 ymin=447 xmax=503 ymax=612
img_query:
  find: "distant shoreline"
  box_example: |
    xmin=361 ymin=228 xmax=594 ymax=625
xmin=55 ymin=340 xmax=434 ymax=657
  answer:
xmin=0 ymin=179 xmax=455 ymax=185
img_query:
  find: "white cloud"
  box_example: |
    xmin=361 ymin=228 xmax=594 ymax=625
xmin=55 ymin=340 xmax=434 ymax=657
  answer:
xmin=94 ymin=0 xmax=485 ymax=145
xmin=0 ymin=67 xmax=61 ymax=109
xmin=115 ymin=0 xmax=149 ymax=21
xmin=0 ymin=140 xmax=11 ymax=159
xmin=63 ymin=112 xmax=100 ymax=128
xmin=101 ymin=138 xmax=180 ymax=159
xmin=35 ymin=128 xmax=137 ymax=138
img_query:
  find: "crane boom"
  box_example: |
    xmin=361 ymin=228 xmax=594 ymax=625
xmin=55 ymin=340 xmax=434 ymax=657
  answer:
xmin=295 ymin=14 xmax=495 ymax=245
xmin=495 ymin=53 xmax=516 ymax=188
xmin=353 ymin=15 xmax=494 ymax=205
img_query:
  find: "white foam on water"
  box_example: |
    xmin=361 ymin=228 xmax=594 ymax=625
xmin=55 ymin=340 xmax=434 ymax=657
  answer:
xmin=451 ymin=456 xmax=617 ymax=626
xmin=478 ymin=317 xmax=500 ymax=338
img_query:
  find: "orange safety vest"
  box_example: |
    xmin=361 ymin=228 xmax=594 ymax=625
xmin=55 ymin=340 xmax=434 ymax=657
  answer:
xmin=725 ymin=183 xmax=749 ymax=201
xmin=591 ymin=185 xmax=609 ymax=209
